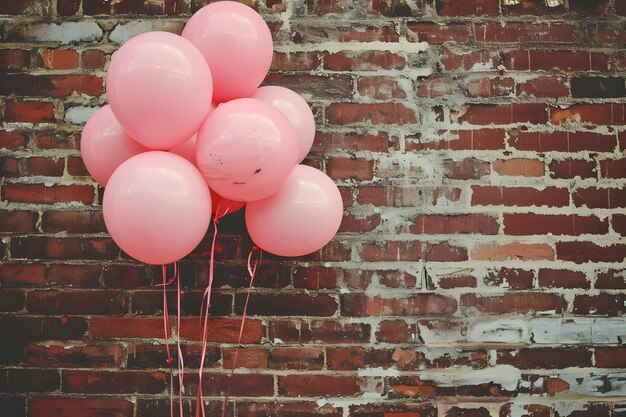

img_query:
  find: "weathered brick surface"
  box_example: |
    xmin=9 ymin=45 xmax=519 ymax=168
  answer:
xmin=1 ymin=0 xmax=625 ymax=415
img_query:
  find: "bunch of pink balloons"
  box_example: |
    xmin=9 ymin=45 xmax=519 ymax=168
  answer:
xmin=81 ymin=1 xmax=343 ymax=265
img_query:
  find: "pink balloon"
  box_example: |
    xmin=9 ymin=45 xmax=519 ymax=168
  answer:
xmin=251 ymin=86 xmax=316 ymax=163
xmin=245 ymin=165 xmax=343 ymax=257
xmin=196 ymin=98 xmax=299 ymax=202
xmin=210 ymin=189 xmax=245 ymax=218
xmin=80 ymin=105 xmax=148 ymax=186
xmin=182 ymin=1 xmax=273 ymax=103
xmin=106 ymin=31 xmax=213 ymax=150
xmin=103 ymin=152 xmax=212 ymax=265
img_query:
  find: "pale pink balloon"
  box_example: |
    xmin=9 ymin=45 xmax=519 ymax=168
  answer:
xmin=196 ymin=98 xmax=299 ymax=202
xmin=182 ymin=1 xmax=273 ymax=103
xmin=103 ymin=152 xmax=212 ymax=265
xmin=251 ymin=86 xmax=316 ymax=163
xmin=245 ymin=165 xmax=343 ymax=257
xmin=106 ymin=31 xmax=213 ymax=150
xmin=210 ymin=189 xmax=245 ymax=218
xmin=80 ymin=105 xmax=148 ymax=186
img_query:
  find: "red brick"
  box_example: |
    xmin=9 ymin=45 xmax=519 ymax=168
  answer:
xmin=291 ymin=23 xmax=399 ymax=43
xmin=41 ymin=210 xmax=105 ymax=233
xmin=358 ymin=76 xmax=409 ymax=99
xmin=0 ymin=264 xmax=45 ymax=285
xmin=556 ymin=242 xmax=626 ymax=263
xmin=25 ymin=343 xmax=123 ymax=367
xmin=1 ymin=370 xmax=59 ymax=393
xmin=62 ymin=371 xmax=165 ymax=394
xmin=361 ymin=241 xmax=467 ymax=262
xmin=0 ymin=49 xmax=31 ymax=71
xmin=37 ymin=49 xmax=79 ymax=69
xmin=10 ymin=237 xmax=118 ymax=260
xmin=461 ymin=293 xmax=565 ymax=314
xmin=376 ymin=320 xmax=411 ymax=343
xmin=29 ymin=398 xmax=133 ymax=417
xmin=341 ymin=293 xmax=457 ymax=316
xmin=573 ymin=294 xmax=626 ymax=316
xmin=441 ymin=47 xmax=500 ymax=71
xmin=0 ymin=317 xmax=87 ymax=340
xmin=538 ymin=269 xmax=590 ymax=289
xmin=0 ymin=74 xmax=103 ymax=97
xmin=236 ymin=402 xmax=342 ymax=417
xmin=358 ymin=186 xmax=462 ymax=207
xmin=324 ymin=50 xmax=405 ymax=71
xmin=1 ymin=184 xmax=94 ymax=204
xmin=0 ymin=397 xmax=24 ymax=417
xmin=408 ymin=214 xmax=498 ymax=235
xmin=476 ymin=23 xmax=581 ymax=43
xmin=235 ymin=293 xmax=337 ymax=317
xmin=574 ymin=187 xmax=626 ymax=208
xmin=457 ymin=104 xmax=547 ymax=125
xmin=595 ymin=347 xmax=626 ymax=367
xmin=509 ymin=130 xmax=617 ymax=152
xmin=416 ymin=77 xmax=457 ymax=98
xmin=466 ymin=77 xmax=515 ymax=97
xmin=47 ymin=264 xmax=101 ymax=287
xmin=271 ymin=52 xmax=319 ymax=71
xmin=351 ymin=403 xmax=436 ymax=417
xmin=551 ymin=104 xmax=626 ymax=125
xmin=504 ymin=50 xmax=609 ymax=72
xmin=339 ymin=212 xmax=381 ymax=233
xmin=0 ymin=209 xmax=37 ymax=233
xmin=2 ymin=157 xmax=64 ymax=177
xmin=327 ymin=157 xmax=374 ymax=180
xmin=278 ymin=375 xmax=361 ymax=396
xmin=407 ymin=129 xmax=505 ymax=151
xmin=0 ymin=130 xmax=28 ymax=148
xmin=498 ymin=348 xmax=592 ymax=369
xmin=4 ymin=101 xmax=55 ymax=123
xmin=269 ymin=320 xmax=371 ymax=344
xmin=83 ymin=0 xmax=188 ymax=14
xmin=58 ymin=0 xmax=80 ymax=15
xmin=407 ymin=23 xmax=471 ymax=43
xmin=312 ymin=131 xmax=389 ymax=153
xmin=600 ymin=158 xmax=626 ymax=179
xmin=443 ymin=158 xmax=490 ymax=179
xmin=549 ymin=159 xmax=596 ymax=179
xmin=517 ymin=75 xmax=569 ymax=98
xmin=504 ymin=214 xmax=608 ymax=236
xmin=436 ymin=0 xmax=499 ymax=16
xmin=268 ymin=347 xmax=324 ymax=370
xmin=572 ymin=76 xmax=626 ymax=98
xmin=293 ymin=267 xmax=370 ymax=290
xmin=471 ymin=186 xmax=569 ymax=207
xmin=26 ymin=290 xmax=128 ymax=315
xmin=471 ymin=242 xmax=554 ymax=261
xmin=81 ymin=49 xmax=107 ymax=69
xmin=328 ymin=103 xmax=417 ymax=125
xmin=0 ymin=289 xmax=25 ymax=312
xmin=595 ymin=269 xmax=626 ymax=289
xmin=494 ymin=158 xmax=544 ymax=176
xmin=223 ymin=347 xmax=269 ymax=369
xmin=264 ymin=74 xmax=352 ymax=99
xmin=485 ymin=268 xmax=533 ymax=290
xmin=0 ymin=0 xmax=51 ymax=14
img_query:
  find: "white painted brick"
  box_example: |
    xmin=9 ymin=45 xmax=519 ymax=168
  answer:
xmin=467 ymin=318 xmax=529 ymax=344
xmin=109 ymin=21 xmax=185 ymax=44
xmin=419 ymin=365 xmax=521 ymax=391
xmin=65 ymin=106 xmax=100 ymax=125
xmin=559 ymin=372 xmax=626 ymax=396
xmin=531 ymin=318 xmax=626 ymax=344
xmin=418 ymin=320 xmax=466 ymax=344
xmin=16 ymin=22 xmax=102 ymax=44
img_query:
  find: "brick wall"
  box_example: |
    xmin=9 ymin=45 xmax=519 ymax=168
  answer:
xmin=1 ymin=0 xmax=626 ymax=416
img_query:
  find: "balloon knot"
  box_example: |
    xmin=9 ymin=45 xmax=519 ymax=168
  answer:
xmin=166 ymin=357 xmax=173 ymax=364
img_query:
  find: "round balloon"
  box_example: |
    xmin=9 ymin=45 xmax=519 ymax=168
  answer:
xmin=169 ymin=134 xmax=197 ymax=166
xmin=245 ymin=165 xmax=343 ymax=257
xmin=210 ymin=189 xmax=245 ymax=218
xmin=103 ymin=152 xmax=212 ymax=265
xmin=196 ymin=98 xmax=299 ymax=202
xmin=80 ymin=105 xmax=148 ymax=186
xmin=106 ymin=31 xmax=213 ymax=150
xmin=182 ymin=1 xmax=273 ymax=103
xmin=251 ymin=86 xmax=315 ymax=163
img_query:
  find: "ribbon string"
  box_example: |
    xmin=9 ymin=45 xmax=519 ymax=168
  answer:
xmin=221 ymin=246 xmax=262 ymax=417
xmin=161 ymin=263 xmax=177 ymax=417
